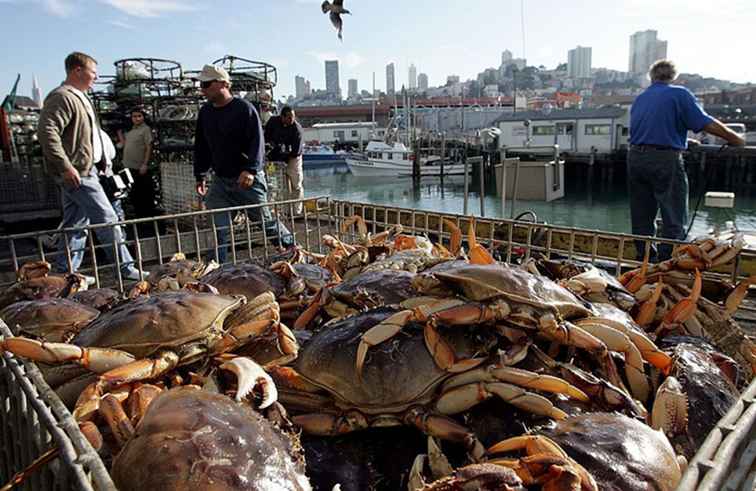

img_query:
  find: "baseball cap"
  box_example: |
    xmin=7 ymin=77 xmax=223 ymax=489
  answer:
xmin=197 ymin=64 xmax=230 ymax=83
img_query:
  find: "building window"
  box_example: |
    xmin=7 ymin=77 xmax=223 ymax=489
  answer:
xmin=351 ymin=130 xmax=359 ymax=137
xmin=386 ymin=152 xmax=393 ymax=160
xmin=585 ymin=124 xmax=611 ymax=135
xmin=532 ymin=125 xmax=555 ymax=135
xmin=402 ymin=153 xmax=408 ymax=160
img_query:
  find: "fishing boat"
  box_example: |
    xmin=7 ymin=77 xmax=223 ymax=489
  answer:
xmin=346 ymin=141 xmax=469 ymax=177
xmin=302 ymin=143 xmax=348 ymax=172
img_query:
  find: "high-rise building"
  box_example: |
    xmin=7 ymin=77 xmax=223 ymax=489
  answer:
xmin=304 ymin=80 xmax=311 ymax=96
xmin=629 ymin=30 xmax=668 ymax=75
xmin=408 ymin=64 xmax=417 ymax=90
xmin=325 ymin=60 xmax=340 ymax=99
xmin=348 ymin=78 xmax=358 ymax=98
xmin=501 ymin=49 xmax=513 ymax=65
xmin=567 ymin=46 xmax=592 ymax=79
xmin=31 ymin=75 xmax=42 ymax=107
xmin=294 ymin=75 xmax=306 ymax=98
xmin=417 ymin=73 xmax=429 ymax=91
xmin=386 ymin=63 xmax=395 ymax=96
xmin=446 ymin=75 xmax=460 ymax=85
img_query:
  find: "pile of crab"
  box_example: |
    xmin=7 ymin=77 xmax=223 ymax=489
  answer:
xmin=0 ymin=218 xmax=754 ymax=491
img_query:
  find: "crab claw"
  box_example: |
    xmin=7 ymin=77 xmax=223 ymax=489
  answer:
xmin=442 ymin=218 xmax=463 ymax=256
xmin=662 ymin=269 xmax=701 ymax=326
xmin=220 ymin=357 xmax=278 ymax=409
xmin=341 ymin=215 xmax=369 ymax=242
xmin=725 ymin=274 xmax=756 ymax=314
xmin=467 ymin=219 xmax=495 ymax=265
xmin=635 ymin=279 xmax=663 ymax=326
xmin=625 ymin=247 xmax=651 ymax=293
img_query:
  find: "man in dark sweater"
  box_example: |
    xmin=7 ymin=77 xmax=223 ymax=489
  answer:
xmin=265 ymin=106 xmax=304 ymax=214
xmin=194 ymin=64 xmax=294 ymax=262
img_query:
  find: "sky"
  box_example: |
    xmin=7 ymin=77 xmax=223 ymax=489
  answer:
xmin=2 ymin=0 xmax=756 ymax=101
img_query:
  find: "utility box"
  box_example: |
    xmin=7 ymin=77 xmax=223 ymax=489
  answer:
xmin=705 ymin=191 xmax=735 ymax=209
xmin=494 ymin=159 xmax=565 ymax=202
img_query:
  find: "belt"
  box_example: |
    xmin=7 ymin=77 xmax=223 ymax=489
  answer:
xmin=630 ymin=144 xmax=681 ymax=152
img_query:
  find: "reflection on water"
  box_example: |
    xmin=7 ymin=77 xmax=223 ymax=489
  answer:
xmin=303 ymin=166 xmax=756 ymax=239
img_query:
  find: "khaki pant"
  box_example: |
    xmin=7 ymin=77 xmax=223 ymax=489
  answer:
xmin=285 ymin=155 xmax=304 ymax=214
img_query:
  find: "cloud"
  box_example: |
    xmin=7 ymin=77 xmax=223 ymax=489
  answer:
xmin=40 ymin=0 xmax=74 ymax=17
xmin=98 ymin=0 xmax=198 ymax=17
xmin=307 ymin=50 xmax=365 ymax=68
xmin=107 ymin=19 xmax=134 ymax=28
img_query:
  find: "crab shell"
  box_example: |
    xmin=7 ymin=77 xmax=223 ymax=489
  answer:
xmin=325 ymin=270 xmax=419 ymax=316
xmin=147 ymin=259 xmax=207 ymax=287
xmin=112 ymin=386 xmax=311 ymax=491
xmin=71 ymin=288 xmax=123 ymax=312
xmin=288 ymin=306 xmax=498 ymax=412
xmin=0 ymin=273 xmax=87 ymax=310
xmin=414 ymin=263 xmax=591 ymax=319
xmin=202 ymin=263 xmax=286 ymax=300
xmin=1 ymin=298 xmax=100 ymax=342
xmin=71 ymin=291 xmax=245 ymax=362
xmin=541 ymin=412 xmax=683 ymax=491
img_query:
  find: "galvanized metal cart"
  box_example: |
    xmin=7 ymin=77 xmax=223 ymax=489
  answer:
xmin=1 ymin=196 xmax=754 ymax=489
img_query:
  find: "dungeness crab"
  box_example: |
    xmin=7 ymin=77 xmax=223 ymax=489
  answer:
xmin=0 ymin=261 xmax=88 ymax=309
xmin=110 ymin=386 xmax=311 ymax=491
xmin=272 ymin=307 xmax=588 ymax=460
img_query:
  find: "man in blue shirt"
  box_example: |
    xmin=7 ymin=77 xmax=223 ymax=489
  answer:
xmin=194 ymin=64 xmax=294 ymax=263
xmin=628 ymin=59 xmax=744 ymax=260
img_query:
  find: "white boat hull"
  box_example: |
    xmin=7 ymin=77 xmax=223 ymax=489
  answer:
xmin=346 ymin=157 xmax=470 ymax=177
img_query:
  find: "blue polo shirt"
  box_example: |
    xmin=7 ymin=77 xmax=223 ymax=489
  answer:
xmin=630 ymin=82 xmax=714 ymax=150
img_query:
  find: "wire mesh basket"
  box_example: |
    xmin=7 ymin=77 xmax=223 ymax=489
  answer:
xmin=0 ymin=319 xmax=115 ymax=490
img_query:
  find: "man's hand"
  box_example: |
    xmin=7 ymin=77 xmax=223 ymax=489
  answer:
xmin=139 ymin=164 xmax=148 ymax=176
xmin=238 ymin=170 xmax=255 ymax=190
xmin=62 ymin=167 xmax=81 ymax=190
xmin=196 ymin=179 xmax=207 ymax=197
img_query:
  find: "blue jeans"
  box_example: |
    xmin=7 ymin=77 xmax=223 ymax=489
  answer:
xmin=206 ymin=172 xmax=294 ymax=263
xmin=55 ymin=170 xmax=138 ymax=275
xmin=627 ymin=148 xmax=689 ymax=261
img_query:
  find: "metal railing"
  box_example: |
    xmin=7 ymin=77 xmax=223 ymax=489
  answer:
xmin=1 ymin=196 xmax=334 ymax=291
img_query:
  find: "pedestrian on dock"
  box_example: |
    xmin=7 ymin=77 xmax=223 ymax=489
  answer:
xmin=628 ymin=59 xmax=745 ymax=261
xmin=38 ymin=51 xmax=145 ymax=283
xmin=118 ymin=106 xmax=156 ymax=221
xmin=265 ymin=106 xmax=305 ymax=214
xmin=193 ymin=64 xmax=294 ymax=263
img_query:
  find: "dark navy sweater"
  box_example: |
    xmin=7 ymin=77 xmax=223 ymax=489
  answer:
xmin=194 ymin=97 xmax=264 ymax=181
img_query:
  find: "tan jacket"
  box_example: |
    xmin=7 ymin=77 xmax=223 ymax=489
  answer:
xmin=37 ymin=84 xmax=95 ymax=177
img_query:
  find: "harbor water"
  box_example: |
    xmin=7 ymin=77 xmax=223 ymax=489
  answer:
xmin=303 ymin=165 xmax=756 ymax=240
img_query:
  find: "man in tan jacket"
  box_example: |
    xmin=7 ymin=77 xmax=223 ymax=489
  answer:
xmin=38 ymin=52 xmax=145 ymax=282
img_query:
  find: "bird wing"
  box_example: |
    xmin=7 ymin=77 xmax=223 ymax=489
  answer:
xmin=330 ymin=11 xmax=342 ymax=30
xmin=321 ymin=1 xmax=331 ymax=13
xmin=333 ymin=0 xmax=344 ymax=7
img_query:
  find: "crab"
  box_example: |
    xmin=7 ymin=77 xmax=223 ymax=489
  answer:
xmin=529 ymin=258 xmax=637 ymax=312
xmin=270 ymin=261 xmax=335 ymax=321
xmin=145 ymin=252 xmax=218 ymax=287
xmin=0 ymin=298 xmax=100 ymax=343
xmin=201 ymin=262 xmax=287 ymax=301
xmin=70 ymin=288 xmax=123 ymax=312
xmin=414 ymin=463 xmax=526 ymax=491
xmin=271 ymin=307 xmax=589 ymax=461
xmin=107 ymin=386 xmax=312 ymax=491
xmin=356 ymin=263 xmax=631 ymax=393
xmin=0 ymin=290 xmax=297 ymax=425
xmin=294 ymin=269 xmax=421 ymax=330
xmin=651 ymin=342 xmax=740 ymax=459
xmin=488 ymin=412 xmax=684 ymax=491
xmin=0 ymin=261 xmax=89 ymax=309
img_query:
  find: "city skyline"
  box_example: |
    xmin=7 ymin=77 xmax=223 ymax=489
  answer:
xmin=2 ymin=0 xmax=755 ymax=100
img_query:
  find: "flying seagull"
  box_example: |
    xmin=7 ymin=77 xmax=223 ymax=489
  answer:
xmin=321 ymin=0 xmax=350 ymax=41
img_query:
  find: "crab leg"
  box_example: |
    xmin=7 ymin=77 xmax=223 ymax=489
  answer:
xmin=660 ymin=269 xmax=702 ymax=331
xmin=571 ymin=321 xmax=649 ymax=403
xmin=575 ymin=317 xmax=672 ymax=375
xmin=404 ymin=407 xmax=486 ymax=461
xmin=467 ymin=219 xmax=496 ymax=265
xmin=441 ymin=365 xmax=589 ymax=402
xmin=635 ymin=279 xmax=664 ymax=326
xmin=624 ymin=246 xmax=651 ymax=293
xmin=0 ymin=337 xmax=136 ymax=373
xmin=220 ymin=357 xmax=278 ymax=409
xmin=126 ymin=384 xmax=162 ymax=424
xmin=435 ymin=381 xmax=568 ymax=420
xmin=442 ymin=218 xmax=463 ymax=256
xmin=725 ymin=274 xmax=756 ymax=314
xmin=73 ymin=350 xmax=180 ymax=421
xmin=99 ymin=393 xmax=135 ymax=450
xmin=487 ymin=435 xmax=598 ymax=491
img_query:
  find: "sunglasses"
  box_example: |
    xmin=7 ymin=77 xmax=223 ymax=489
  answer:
xmin=200 ymin=80 xmax=216 ymax=89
